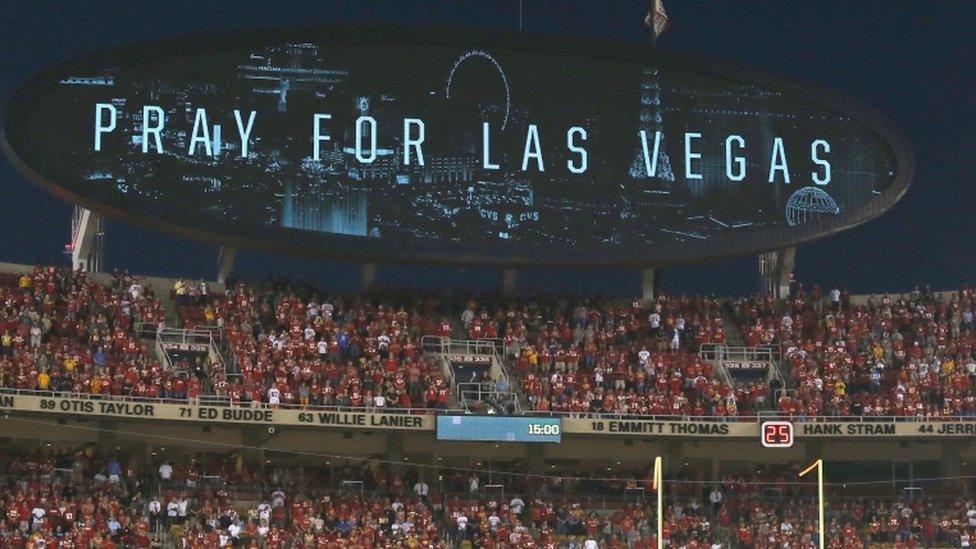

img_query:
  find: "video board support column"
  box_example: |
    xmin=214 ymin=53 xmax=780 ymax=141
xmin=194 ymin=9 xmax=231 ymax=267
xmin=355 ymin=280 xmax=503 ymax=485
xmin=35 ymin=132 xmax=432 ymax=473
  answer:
xmin=69 ymin=206 xmax=104 ymax=273
xmin=641 ymin=268 xmax=657 ymax=302
xmin=502 ymin=269 xmax=518 ymax=295
xmin=758 ymin=247 xmax=795 ymax=299
xmin=216 ymin=246 xmax=236 ymax=284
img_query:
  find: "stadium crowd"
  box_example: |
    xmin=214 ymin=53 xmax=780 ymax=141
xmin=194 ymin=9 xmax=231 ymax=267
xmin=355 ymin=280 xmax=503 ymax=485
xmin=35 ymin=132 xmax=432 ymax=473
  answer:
xmin=0 ymin=267 xmax=174 ymax=398
xmin=735 ymin=284 xmax=976 ymax=417
xmin=4 ymin=445 xmax=976 ymax=548
xmin=178 ymin=281 xmax=453 ymax=410
xmin=0 ymin=446 xmax=447 ymax=548
xmin=6 ymin=265 xmax=976 ymax=421
xmin=456 ymin=296 xmax=777 ymax=417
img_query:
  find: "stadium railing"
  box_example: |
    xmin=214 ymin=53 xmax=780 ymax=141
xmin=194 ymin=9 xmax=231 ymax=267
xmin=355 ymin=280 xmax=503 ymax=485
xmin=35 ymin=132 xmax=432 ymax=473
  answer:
xmin=421 ymin=335 xmax=505 ymax=357
xmin=699 ymin=343 xmax=780 ymax=363
xmin=4 ymin=387 xmax=976 ymax=424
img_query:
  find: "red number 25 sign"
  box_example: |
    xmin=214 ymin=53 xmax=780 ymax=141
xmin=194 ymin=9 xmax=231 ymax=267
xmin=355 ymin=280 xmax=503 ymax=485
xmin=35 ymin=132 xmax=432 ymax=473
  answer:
xmin=761 ymin=421 xmax=794 ymax=448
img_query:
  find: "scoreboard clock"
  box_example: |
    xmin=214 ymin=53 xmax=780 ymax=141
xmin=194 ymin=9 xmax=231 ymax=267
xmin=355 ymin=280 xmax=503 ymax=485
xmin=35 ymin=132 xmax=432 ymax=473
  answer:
xmin=761 ymin=421 xmax=794 ymax=448
xmin=436 ymin=415 xmax=562 ymax=443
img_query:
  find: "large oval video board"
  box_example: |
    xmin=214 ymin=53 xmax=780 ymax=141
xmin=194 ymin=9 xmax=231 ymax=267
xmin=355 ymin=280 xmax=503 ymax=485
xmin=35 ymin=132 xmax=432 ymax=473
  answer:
xmin=2 ymin=26 xmax=912 ymax=267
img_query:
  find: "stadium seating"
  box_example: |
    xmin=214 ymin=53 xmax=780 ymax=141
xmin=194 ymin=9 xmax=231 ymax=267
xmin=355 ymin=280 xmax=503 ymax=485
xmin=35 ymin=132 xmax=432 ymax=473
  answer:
xmin=734 ymin=285 xmax=976 ymax=417
xmin=461 ymin=295 xmax=762 ymax=417
xmin=0 ymin=447 xmax=446 ymax=547
xmin=2 ymin=446 xmax=974 ymax=547
xmin=0 ymin=266 xmax=171 ymax=398
xmin=181 ymin=281 xmax=452 ymax=410
xmin=5 ymin=265 xmax=976 ymax=422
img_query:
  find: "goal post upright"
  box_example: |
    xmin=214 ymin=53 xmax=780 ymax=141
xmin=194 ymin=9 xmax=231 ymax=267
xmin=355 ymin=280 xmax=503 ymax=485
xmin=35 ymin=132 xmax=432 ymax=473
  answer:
xmin=653 ymin=455 xmax=663 ymax=549
xmin=799 ymin=458 xmax=825 ymax=549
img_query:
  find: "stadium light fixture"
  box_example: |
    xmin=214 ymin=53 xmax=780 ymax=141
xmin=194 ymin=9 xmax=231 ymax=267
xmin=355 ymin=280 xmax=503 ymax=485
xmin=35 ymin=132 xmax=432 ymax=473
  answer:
xmin=799 ymin=459 xmax=824 ymax=549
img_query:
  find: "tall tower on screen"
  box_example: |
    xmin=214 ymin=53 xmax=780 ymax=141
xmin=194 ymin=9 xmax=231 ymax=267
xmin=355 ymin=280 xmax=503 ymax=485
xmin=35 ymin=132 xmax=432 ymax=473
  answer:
xmin=621 ymin=0 xmax=674 ymax=206
xmin=627 ymin=65 xmax=674 ymax=183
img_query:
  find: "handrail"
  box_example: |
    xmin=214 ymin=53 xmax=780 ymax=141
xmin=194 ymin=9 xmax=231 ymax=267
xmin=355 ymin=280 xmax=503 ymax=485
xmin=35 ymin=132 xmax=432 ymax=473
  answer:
xmin=156 ymin=327 xmax=225 ymax=386
xmin=442 ymin=338 xmax=505 ymax=357
xmin=157 ymin=327 xmax=220 ymax=346
xmin=455 ymin=382 xmax=519 ymax=413
xmin=420 ymin=337 xmax=503 ymax=355
xmin=700 ymin=343 xmax=779 ymax=363
xmin=0 ymin=387 xmax=444 ymax=416
xmin=133 ymin=321 xmax=162 ymax=340
xmin=6 ymin=387 xmax=976 ymax=424
xmin=420 ymin=335 xmax=450 ymax=353
xmin=185 ymin=324 xmax=227 ymax=347
xmin=771 ymin=388 xmax=796 ymax=403
xmin=422 ymin=336 xmax=509 ymax=383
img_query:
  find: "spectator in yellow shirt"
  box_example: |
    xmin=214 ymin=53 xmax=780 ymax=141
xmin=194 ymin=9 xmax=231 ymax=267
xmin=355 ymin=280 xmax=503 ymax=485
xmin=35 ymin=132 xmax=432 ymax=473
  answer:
xmin=18 ymin=274 xmax=31 ymax=289
xmin=1 ymin=331 xmax=11 ymax=356
xmin=174 ymin=278 xmax=188 ymax=305
xmin=37 ymin=371 xmax=51 ymax=391
xmin=834 ymin=380 xmax=846 ymax=397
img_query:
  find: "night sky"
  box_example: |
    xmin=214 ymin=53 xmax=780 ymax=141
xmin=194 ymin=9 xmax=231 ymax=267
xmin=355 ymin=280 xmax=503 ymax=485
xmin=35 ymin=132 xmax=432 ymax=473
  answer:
xmin=0 ymin=1 xmax=973 ymax=297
